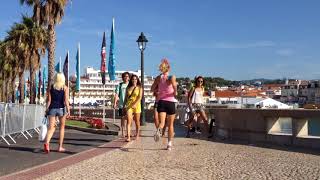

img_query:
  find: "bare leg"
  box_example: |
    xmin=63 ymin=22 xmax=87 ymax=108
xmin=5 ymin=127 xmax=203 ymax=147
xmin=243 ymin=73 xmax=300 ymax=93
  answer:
xmin=186 ymin=112 xmax=196 ymax=129
xmin=58 ymin=115 xmax=66 ymax=151
xmin=121 ymin=115 xmax=127 ymax=137
xmin=167 ymin=114 xmax=175 ymax=142
xmin=167 ymin=113 xmax=175 ymax=150
xmin=158 ymin=112 xmax=166 ymax=129
xmin=133 ymin=113 xmax=141 ymax=139
xmin=126 ymin=111 xmax=133 ymax=141
xmin=45 ymin=116 xmax=57 ymax=144
xmin=199 ymin=110 xmax=209 ymax=136
xmin=154 ymin=109 xmax=159 ymax=128
xmin=162 ymin=118 xmax=168 ymax=137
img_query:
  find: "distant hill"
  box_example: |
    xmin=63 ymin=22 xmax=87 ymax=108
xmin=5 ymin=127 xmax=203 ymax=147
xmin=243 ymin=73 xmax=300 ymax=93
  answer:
xmin=177 ymin=77 xmax=285 ymax=91
xmin=239 ymin=78 xmax=285 ymax=85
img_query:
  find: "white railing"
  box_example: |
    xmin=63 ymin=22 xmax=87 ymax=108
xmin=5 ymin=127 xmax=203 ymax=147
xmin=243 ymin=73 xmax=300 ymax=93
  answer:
xmin=0 ymin=103 xmax=45 ymax=145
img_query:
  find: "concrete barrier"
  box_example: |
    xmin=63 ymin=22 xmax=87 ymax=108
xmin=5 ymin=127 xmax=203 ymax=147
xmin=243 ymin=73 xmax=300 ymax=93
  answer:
xmin=207 ymin=108 xmax=320 ymax=149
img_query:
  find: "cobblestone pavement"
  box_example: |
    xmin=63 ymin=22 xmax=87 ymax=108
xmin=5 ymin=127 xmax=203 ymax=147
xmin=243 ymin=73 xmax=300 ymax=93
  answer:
xmin=38 ymin=123 xmax=320 ymax=180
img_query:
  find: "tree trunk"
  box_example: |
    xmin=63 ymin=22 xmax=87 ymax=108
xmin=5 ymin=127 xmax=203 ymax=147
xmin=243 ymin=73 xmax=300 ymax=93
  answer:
xmin=29 ymin=52 xmax=36 ymax=104
xmin=18 ymin=70 xmax=25 ymax=103
xmin=1 ymin=75 xmax=5 ymax=102
xmin=5 ymin=77 xmax=10 ymax=103
xmin=47 ymin=23 xmax=56 ymax=89
xmin=11 ymin=76 xmax=16 ymax=103
xmin=29 ymin=69 xmax=36 ymax=104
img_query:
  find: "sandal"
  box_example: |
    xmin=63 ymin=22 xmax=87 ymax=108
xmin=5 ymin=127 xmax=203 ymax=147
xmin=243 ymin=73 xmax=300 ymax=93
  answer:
xmin=44 ymin=143 xmax=50 ymax=153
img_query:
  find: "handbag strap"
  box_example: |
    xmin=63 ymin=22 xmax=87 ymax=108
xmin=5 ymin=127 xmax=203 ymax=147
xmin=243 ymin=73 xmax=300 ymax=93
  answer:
xmin=127 ymin=86 xmax=137 ymax=99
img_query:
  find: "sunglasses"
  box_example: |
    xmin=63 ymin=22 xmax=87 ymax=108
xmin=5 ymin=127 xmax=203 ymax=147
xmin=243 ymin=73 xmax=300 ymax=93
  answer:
xmin=197 ymin=80 xmax=203 ymax=83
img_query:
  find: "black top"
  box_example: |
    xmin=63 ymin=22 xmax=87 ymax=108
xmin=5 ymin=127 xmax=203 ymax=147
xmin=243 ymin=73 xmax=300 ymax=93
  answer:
xmin=49 ymin=85 xmax=65 ymax=109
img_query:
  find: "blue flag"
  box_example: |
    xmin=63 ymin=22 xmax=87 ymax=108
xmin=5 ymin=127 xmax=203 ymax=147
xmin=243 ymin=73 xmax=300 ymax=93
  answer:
xmin=55 ymin=62 xmax=61 ymax=72
xmin=108 ymin=18 xmax=116 ymax=81
xmin=76 ymin=43 xmax=81 ymax=92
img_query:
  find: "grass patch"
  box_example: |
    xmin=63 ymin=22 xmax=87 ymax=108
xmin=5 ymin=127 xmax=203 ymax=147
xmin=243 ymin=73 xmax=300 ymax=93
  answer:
xmin=66 ymin=120 xmax=90 ymax=128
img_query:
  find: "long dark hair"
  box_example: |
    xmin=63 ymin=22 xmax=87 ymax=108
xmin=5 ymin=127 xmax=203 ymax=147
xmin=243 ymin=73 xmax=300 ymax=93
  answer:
xmin=128 ymin=74 xmax=141 ymax=88
xmin=194 ymin=76 xmax=205 ymax=88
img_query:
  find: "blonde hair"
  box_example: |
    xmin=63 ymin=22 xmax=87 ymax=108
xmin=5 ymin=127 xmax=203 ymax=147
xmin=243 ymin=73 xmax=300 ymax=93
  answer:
xmin=159 ymin=58 xmax=170 ymax=73
xmin=53 ymin=73 xmax=65 ymax=90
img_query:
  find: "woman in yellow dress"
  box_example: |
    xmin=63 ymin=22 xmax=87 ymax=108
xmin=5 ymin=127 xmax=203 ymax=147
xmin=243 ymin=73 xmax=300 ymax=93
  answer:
xmin=123 ymin=74 xmax=142 ymax=142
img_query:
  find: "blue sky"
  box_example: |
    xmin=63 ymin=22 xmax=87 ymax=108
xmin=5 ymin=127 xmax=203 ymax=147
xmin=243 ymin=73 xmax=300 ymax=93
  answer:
xmin=1 ymin=0 xmax=320 ymax=80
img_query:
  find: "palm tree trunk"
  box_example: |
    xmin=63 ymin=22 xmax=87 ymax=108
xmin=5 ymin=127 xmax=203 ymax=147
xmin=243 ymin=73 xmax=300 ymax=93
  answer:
xmin=29 ymin=52 xmax=36 ymax=104
xmin=18 ymin=70 xmax=25 ymax=103
xmin=47 ymin=23 xmax=56 ymax=89
xmin=5 ymin=77 xmax=10 ymax=103
xmin=29 ymin=69 xmax=36 ymax=104
xmin=1 ymin=74 xmax=5 ymax=102
xmin=11 ymin=76 xmax=16 ymax=103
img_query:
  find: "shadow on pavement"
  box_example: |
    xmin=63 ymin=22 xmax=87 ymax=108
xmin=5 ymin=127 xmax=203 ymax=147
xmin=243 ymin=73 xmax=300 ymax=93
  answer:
xmin=0 ymin=129 xmax=117 ymax=177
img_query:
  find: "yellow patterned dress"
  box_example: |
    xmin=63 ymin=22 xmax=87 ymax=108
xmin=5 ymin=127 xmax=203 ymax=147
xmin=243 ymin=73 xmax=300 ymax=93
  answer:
xmin=125 ymin=86 xmax=141 ymax=114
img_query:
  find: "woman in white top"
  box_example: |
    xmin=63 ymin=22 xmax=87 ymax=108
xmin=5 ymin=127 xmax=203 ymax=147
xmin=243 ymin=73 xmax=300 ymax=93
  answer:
xmin=186 ymin=76 xmax=208 ymax=137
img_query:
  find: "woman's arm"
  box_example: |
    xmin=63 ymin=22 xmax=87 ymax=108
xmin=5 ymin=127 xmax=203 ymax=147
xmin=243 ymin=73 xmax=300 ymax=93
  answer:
xmin=171 ymin=75 xmax=178 ymax=96
xmin=113 ymin=84 xmax=119 ymax=109
xmin=123 ymin=88 xmax=129 ymax=109
xmin=64 ymin=86 xmax=70 ymax=116
xmin=187 ymin=87 xmax=194 ymax=107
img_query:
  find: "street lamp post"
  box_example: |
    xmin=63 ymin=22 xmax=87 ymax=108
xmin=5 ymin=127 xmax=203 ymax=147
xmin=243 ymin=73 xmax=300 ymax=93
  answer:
xmin=137 ymin=32 xmax=148 ymax=126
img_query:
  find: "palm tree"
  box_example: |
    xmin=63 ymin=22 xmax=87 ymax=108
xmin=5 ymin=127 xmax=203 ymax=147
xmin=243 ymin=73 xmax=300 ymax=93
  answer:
xmin=6 ymin=16 xmax=47 ymax=104
xmin=0 ymin=37 xmax=23 ymax=103
xmin=5 ymin=20 xmax=30 ymax=103
xmin=0 ymin=40 xmax=5 ymax=102
xmin=20 ymin=0 xmax=69 ymax=89
xmin=21 ymin=16 xmax=47 ymax=104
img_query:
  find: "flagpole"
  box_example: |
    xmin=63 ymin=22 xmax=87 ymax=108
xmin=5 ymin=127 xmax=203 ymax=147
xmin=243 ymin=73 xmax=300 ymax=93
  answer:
xmin=113 ymin=81 xmax=115 ymax=123
xmin=103 ymin=84 xmax=105 ymax=122
xmin=67 ymin=50 xmax=70 ymax=96
xmin=78 ymin=43 xmax=81 ymax=117
xmin=59 ymin=56 xmax=62 ymax=73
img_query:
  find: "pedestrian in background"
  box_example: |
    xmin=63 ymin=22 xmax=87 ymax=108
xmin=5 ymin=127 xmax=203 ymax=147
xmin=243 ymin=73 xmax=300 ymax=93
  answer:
xmin=151 ymin=58 xmax=177 ymax=150
xmin=114 ymin=72 xmax=130 ymax=137
xmin=186 ymin=76 xmax=209 ymax=138
xmin=123 ymin=74 xmax=142 ymax=142
xmin=44 ymin=73 xmax=70 ymax=153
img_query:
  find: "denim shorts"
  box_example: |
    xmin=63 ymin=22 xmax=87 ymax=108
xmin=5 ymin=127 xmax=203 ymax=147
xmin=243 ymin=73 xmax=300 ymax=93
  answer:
xmin=47 ymin=108 xmax=67 ymax=117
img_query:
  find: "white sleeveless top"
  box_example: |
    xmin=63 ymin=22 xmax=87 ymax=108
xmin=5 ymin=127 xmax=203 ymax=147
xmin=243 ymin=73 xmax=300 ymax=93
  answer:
xmin=191 ymin=89 xmax=203 ymax=104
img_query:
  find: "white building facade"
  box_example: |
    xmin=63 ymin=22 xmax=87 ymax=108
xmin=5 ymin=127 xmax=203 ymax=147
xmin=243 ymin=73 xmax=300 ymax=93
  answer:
xmin=73 ymin=67 xmax=155 ymax=106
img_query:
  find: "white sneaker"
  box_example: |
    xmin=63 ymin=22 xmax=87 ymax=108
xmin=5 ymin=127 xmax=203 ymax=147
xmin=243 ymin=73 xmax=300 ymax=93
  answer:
xmin=167 ymin=141 xmax=172 ymax=151
xmin=154 ymin=128 xmax=161 ymax=142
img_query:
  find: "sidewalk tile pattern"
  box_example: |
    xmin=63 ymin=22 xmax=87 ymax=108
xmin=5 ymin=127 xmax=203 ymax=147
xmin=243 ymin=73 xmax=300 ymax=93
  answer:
xmin=36 ymin=123 xmax=320 ymax=180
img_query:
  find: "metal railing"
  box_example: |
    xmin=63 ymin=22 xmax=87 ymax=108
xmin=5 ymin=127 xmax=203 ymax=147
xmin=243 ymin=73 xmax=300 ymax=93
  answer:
xmin=0 ymin=103 xmax=46 ymax=145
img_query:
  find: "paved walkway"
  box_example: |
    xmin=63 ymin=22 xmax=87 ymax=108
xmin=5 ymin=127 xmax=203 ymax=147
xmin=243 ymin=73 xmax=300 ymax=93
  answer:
xmin=30 ymin=122 xmax=320 ymax=180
